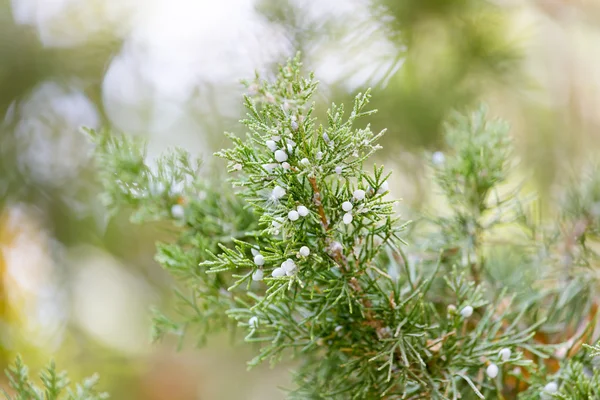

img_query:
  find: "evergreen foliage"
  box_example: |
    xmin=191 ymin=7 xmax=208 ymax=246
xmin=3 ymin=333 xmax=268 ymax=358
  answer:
xmin=8 ymin=54 xmax=600 ymax=399
xmin=2 ymin=356 xmax=107 ymax=400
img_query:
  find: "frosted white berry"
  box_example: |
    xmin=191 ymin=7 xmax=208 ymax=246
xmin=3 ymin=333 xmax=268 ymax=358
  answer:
xmin=486 ymin=364 xmax=499 ymax=379
xmin=498 ymin=348 xmax=511 ymax=361
xmin=266 ymin=140 xmax=277 ymax=151
xmin=253 ymin=254 xmax=265 ymax=266
xmin=149 ymin=181 xmax=165 ymax=196
xmin=342 ymin=201 xmax=353 ymax=212
xmin=282 ymin=259 xmax=296 ymax=273
xmin=335 ymin=166 xmax=343 ymax=175
xmin=353 ymin=189 xmax=366 ymax=201
xmin=299 ymin=246 xmax=310 ymax=257
xmin=232 ymin=163 xmax=242 ymax=171
xmin=378 ymin=181 xmax=389 ymax=194
xmin=291 ymin=121 xmax=298 ymax=131
xmin=460 ymin=305 xmax=474 ymax=318
xmin=316 ymin=151 xmax=323 ymax=160
xmin=541 ymin=382 xmax=558 ymax=400
xmin=287 ymin=144 xmax=294 ymax=153
xmin=282 ymin=162 xmax=291 ymax=170
xmin=288 ymin=210 xmax=300 ymax=221
xmin=252 ymin=269 xmax=264 ymax=281
xmin=300 ymin=158 xmax=309 ymax=165
xmin=274 ymin=150 xmax=288 ymax=162
xmin=249 ymin=316 xmax=259 ymax=329
xmin=297 ymin=205 xmax=309 ymax=217
xmin=271 ymin=186 xmax=286 ymax=199
xmin=343 ymin=213 xmax=353 ymax=225
xmin=432 ymin=151 xmax=445 ymax=165
xmin=272 ymin=267 xmax=285 ymax=278
xmin=263 ymin=163 xmax=278 ymax=172
xmin=323 ymin=133 xmax=330 ymax=143
xmin=171 ymin=205 xmax=185 ymax=219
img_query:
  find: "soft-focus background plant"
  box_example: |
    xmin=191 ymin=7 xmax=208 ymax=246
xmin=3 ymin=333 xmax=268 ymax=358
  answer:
xmin=2 ymin=0 xmax=600 ymax=398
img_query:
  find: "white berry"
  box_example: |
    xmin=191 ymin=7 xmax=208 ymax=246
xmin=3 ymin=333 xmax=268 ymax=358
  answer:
xmin=316 ymin=151 xmax=323 ymax=160
xmin=544 ymin=382 xmax=558 ymax=393
xmin=343 ymin=213 xmax=353 ymax=225
xmin=460 ymin=306 xmax=474 ymax=318
xmin=272 ymin=267 xmax=285 ymax=278
xmin=301 ymin=158 xmax=309 ymax=165
xmin=282 ymin=259 xmax=296 ymax=273
xmin=251 ymin=248 xmax=260 ymax=256
xmin=282 ymin=162 xmax=291 ymax=170
xmin=486 ymin=364 xmax=499 ymax=379
xmin=291 ymin=121 xmax=298 ymax=131
xmin=353 ymin=189 xmax=366 ymax=201
xmin=254 ymin=254 xmax=265 ymax=266
xmin=378 ymin=181 xmax=389 ymax=194
xmin=266 ymin=140 xmax=277 ymax=151
xmin=299 ymin=246 xmax=310 ymax=257
xmin=249 ymin=316 xmax=259 ymax=329
xmin=171 ymin=205 xmax=185 ymax=219
xmin=252 ymin=269 xmax=264 ymax=281
xmin=498 ymin=348 xmax=511 ymax=361
xmin=263 ymin=163 xmax=278 ymax=172
xmin=297 ymin=205 xmax=309 ymax=217
xmin=432 ymin=151 xmax=445 ymax=165
xmin=274 ymin=150 xmax=288 ymax=162
xmin=335 ymin=166 xmax=343 ymax=175
xmin=288 ymin=210 xmax=300 ymax=221
xmin=232 ymin=163 xmax=242 ymax=171
xmin=272 ymin=186 xmax=286 ymax=199
xmin=342 ymin=201 xmax=353 ymax=212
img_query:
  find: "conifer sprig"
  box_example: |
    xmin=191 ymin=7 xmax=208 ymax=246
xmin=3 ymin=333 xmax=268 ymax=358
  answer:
xmin=10 ymin=55 xmax=600 ymax=399
xmin=2 ymin=356 xmax=107 ymax=400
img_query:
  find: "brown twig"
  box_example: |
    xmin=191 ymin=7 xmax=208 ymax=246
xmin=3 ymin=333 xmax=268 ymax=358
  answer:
xmin=308 ymin=176 xmax=329 ymax=230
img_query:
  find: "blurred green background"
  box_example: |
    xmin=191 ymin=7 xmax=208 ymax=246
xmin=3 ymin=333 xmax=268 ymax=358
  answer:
xmin=2 ymin=0 xmax=600 ymax=398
